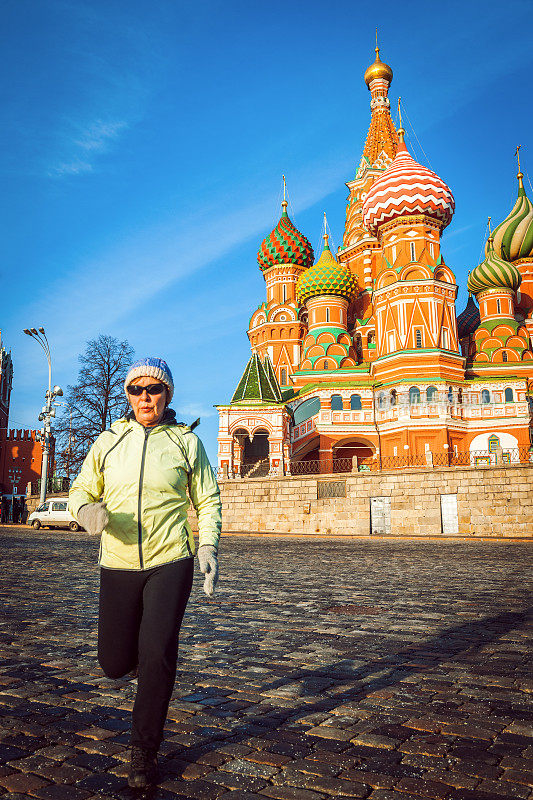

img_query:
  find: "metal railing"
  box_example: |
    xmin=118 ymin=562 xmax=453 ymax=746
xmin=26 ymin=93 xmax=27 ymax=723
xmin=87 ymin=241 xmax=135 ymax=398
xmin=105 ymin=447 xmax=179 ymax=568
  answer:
xmin=288 ymin=457 xmax=354 ymax=475
xmin=29 ymin=477 xmax=71 ymax=496
xmin=216 ymin=447 xmax=533 ymax=480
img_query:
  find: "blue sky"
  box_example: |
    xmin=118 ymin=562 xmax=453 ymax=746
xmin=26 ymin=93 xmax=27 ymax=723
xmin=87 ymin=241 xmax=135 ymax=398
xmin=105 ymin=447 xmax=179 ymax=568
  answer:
xmin=3 ymin=0 xmax=533 ymax=464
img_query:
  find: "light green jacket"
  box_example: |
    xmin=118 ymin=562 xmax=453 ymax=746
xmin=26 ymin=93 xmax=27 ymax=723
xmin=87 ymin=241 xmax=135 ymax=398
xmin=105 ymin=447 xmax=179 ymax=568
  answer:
xmin=68 ymin=411 xmax=221 ymax=570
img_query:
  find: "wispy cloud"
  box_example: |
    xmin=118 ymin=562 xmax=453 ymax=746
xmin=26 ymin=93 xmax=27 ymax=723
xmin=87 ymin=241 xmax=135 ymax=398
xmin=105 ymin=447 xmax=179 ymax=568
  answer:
xmin=47 ymin=159 xmax=94 ymax=177
xmin=176 ymin=403 xmax=217 ymax=420
xmin=73 ymin=119 xmax=129 ymax=152
xmin=47 ymin=117 xmax=130 ymax=177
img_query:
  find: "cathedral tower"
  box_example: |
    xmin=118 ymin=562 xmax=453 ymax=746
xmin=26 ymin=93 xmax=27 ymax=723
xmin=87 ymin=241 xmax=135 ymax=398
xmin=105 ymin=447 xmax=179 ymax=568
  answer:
xmin=361 ymin=125 xmax=462 ymax=383
xmin=248 ymin=198 xmax=313 ymax=387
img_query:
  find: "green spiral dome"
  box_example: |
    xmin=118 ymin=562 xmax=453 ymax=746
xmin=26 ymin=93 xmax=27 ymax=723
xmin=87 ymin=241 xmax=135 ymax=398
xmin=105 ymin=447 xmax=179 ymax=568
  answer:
xmin=296 ymin=240 xmax=357 ymax=304
xmin=490 ymin=175 xmax=533 ymax=262
xmin=467 ymin=237 xmax=522 ymax=295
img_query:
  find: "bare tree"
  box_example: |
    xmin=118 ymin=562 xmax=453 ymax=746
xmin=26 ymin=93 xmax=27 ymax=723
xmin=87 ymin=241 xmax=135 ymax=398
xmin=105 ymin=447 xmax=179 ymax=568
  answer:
xmin=54 ymin=335 xmax=134 ymax=477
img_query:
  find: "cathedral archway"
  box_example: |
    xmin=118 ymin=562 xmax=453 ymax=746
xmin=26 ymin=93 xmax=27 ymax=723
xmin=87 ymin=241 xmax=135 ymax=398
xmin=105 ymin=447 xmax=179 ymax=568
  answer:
xmin=243 ymin=428 xmax=269 ymax=464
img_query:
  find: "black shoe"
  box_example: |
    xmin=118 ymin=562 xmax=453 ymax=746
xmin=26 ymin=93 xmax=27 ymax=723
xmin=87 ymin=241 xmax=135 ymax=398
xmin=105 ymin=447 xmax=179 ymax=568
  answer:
xmin=128 ymin=745 xmax=159 ymax=789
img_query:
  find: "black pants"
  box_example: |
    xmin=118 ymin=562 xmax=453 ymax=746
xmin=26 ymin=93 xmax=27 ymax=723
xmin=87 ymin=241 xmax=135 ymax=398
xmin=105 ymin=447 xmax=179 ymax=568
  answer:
xmin=98 ymin=558 xmax=194 ymax=750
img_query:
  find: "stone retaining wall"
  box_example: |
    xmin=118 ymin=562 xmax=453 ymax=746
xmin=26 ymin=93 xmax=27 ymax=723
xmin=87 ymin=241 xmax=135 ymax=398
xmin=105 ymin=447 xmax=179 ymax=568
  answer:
xmin=187 ymin=465 xmax=533 ymax=537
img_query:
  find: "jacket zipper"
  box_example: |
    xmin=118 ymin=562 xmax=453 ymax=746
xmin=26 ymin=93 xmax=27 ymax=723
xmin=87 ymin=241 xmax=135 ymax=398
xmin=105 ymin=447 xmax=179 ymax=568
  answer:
xmin=137 ymin=427 xmax=151 ymax=569
xmin=99 ymin=428 xmax=132 ymax=472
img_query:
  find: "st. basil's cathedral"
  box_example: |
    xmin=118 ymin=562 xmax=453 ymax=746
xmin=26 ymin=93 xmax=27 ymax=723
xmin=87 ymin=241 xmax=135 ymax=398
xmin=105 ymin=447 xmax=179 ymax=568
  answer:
xmin=216 ymin=47 xmax=533 ymax=476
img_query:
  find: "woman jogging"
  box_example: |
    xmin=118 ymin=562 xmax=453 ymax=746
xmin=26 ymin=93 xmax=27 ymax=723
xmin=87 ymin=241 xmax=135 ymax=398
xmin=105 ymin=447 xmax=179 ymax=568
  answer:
xmin=68 ymin=357 xmax=221 ymax=789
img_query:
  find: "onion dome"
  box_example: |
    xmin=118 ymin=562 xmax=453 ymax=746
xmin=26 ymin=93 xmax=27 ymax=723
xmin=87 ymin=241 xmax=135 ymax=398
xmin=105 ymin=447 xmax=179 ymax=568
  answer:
xmin=490 ymin=173 xmax=533 ymax=262
xmin=456 ymin=294 xmax=480 ymax=339
xmin=257 ymin=200 xmax=314 ymax=271
xmin=364 ymin=46 xmax=393 ymax=87
xmin=296 ymin=235 xmax=357 ymax=304
xmin=362 ymin=138 xmax=455 ymax=235
xmin=467 ymin=237 xmax=522 ymax=295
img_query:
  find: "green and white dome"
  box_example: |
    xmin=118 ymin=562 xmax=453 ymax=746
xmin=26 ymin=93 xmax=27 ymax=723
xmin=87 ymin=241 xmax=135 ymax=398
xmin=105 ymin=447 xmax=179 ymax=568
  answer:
xmin=468 ymin=237 xmax=522 ymax=295
xmin=490 ymin=174 xmax=533 ymax=263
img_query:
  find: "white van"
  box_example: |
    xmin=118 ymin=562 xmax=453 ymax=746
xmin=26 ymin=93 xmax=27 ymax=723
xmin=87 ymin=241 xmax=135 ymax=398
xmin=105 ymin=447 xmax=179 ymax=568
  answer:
xmin=28 ymin=498 xmax=82 ymax=531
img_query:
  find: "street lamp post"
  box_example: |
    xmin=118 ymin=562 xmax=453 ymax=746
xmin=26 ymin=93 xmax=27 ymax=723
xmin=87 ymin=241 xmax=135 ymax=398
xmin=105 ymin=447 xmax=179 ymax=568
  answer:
xmin=23 ymin=328 xmax=63 ymax=504
xmin=54 ymin=401 xmax=73 ymax=483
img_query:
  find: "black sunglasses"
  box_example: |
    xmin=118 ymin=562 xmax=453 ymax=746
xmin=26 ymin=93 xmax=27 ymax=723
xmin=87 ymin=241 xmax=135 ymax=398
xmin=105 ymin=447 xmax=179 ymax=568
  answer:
xmin=127 ymin=383 xmax=166 ymax=396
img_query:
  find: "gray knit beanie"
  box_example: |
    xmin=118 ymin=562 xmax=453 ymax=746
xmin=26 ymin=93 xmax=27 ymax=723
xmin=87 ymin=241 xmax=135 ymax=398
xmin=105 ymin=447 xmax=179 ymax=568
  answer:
xmin=124 ymin=358 xmax=174 ymax=402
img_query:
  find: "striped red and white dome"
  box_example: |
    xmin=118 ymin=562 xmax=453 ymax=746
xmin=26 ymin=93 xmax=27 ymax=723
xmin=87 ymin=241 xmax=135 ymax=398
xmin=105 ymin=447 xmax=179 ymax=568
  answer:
xmin=362 ymin=141 xmax=455 ymax=234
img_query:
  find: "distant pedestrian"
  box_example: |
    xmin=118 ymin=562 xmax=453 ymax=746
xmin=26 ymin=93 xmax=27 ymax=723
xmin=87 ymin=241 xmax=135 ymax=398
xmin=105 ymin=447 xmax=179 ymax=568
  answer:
xmin=68 ymin=357 xmax=221 ymax=789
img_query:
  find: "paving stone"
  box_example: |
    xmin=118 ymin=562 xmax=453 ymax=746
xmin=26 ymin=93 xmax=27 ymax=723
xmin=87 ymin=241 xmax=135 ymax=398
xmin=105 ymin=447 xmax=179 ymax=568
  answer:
xmin=221 ymin=757 xmax=280 ymax=779
xmin=259 ymin=787 xmax=327 ymax=799
xmin=339 ymin=770 xmax=396 ymax=789
xmin=34 ymin=787 xmax=92 ymax=800
xmin=160 ymin=777 xmax=226 ymax=797
xmin=0 ymin=774 xmax=51 ymax=795
xmin=394 ymin=776 xmax=452 ymax=798
xmin=299 ymin=776 xmax=370 ymax=797
xmin=476 ymin=778 xmax=531 ymax=798
xmin=218 ymin=793 xmax=267 ymax=800
xmin=306 ymin=726 xmax=355 ymax=741
xmin=207 ymin=770 xmax=269 ymax=793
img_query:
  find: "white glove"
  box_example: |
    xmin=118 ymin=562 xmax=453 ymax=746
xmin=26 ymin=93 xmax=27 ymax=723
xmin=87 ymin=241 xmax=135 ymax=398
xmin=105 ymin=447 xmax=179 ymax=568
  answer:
xmin=77 ymin=502 xmax=109 ymax=536
xmin=197 ymin=545 xmax=219 ymax=596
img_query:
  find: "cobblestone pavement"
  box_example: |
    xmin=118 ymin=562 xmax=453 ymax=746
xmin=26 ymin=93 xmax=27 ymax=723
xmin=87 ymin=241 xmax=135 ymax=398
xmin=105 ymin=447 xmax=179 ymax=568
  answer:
xmin=0 ymin=527 xmax=532 ymax=800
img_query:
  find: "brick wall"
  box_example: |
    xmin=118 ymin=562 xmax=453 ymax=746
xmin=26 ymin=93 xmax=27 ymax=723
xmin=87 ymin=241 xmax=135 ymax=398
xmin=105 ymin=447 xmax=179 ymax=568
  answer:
xmin=187 ymin=466 xmax=533 ymax=537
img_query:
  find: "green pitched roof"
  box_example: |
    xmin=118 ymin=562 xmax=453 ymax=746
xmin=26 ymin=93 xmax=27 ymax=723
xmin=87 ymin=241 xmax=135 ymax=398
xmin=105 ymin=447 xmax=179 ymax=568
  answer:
xmin=262 ymin=354 xmax=283 ymax=400
xmin=231 ymin=353 xmax=282 ymax=404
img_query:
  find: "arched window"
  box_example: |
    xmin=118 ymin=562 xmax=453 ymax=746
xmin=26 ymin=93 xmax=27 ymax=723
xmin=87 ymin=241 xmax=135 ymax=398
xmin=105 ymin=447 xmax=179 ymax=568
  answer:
xmin=458 ymin=388 xmax=463 ymax=404
xmin=415 ymin=329 xmax=422 ymax=348
xmin=355 ymin=333 xmax=363 ymax=361
xmin=326 ymin=308 xmax=330 ymax=323
xmin=409 ymin=386 xmax=421 ymax=404
xmin=481 ymin=389 xmax=491 ymax=404
xmin=293 ymin=397 xmax=321 ymax=425
xmin=350 ymin=394 xmax=362 ymax=410
xmin=447 ymin=386 xmax=453 ymax=404
xmin=323 ymin=360 xmax=329 ymax=370
xmin=367 ymin=331 xmax=375 ymax=346
xmin=426 ymin=386 xmax=437 ymax=402
xmin=410 ymin=242 xmax=416 ymax=261
xmin=378 ymin=392 xmax=387 ymax=408
xmin=331 ymin=394 xmax=343 ymax=411
xmin=280 ymin=368 xmax=287 ymax=386
xmin=390 ymin=389 xmax=397 ymax=406
xmin=496 ymin=298 xmax=501 ymax=313
xmin=505 ymin=387 xmax=514 ymax=402
xmin=502 ymin=351 xmax=508 ymax=362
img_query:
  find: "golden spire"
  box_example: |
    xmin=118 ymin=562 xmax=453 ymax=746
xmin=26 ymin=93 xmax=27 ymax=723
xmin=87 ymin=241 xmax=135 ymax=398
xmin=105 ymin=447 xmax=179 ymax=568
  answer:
xmin=487 ymin=215 xmax=494 ymax=247
xmin=397 ymin=97 xmax=405 ymax=143
xmin=515 ymin=145 xmax=524 ymax=189
xmin=281 ymin=175 xmax=288 ymax=214
xmin=323 ymin=212 xmax=329 ymax=248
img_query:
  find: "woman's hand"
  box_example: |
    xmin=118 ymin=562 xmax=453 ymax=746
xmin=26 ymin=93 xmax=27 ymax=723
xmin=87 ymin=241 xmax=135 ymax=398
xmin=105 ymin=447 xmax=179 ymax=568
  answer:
xmin=77 ymin=502 xmax=109 ymax=536
xmin=197 ymin=545 xmax=218 ymax=596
